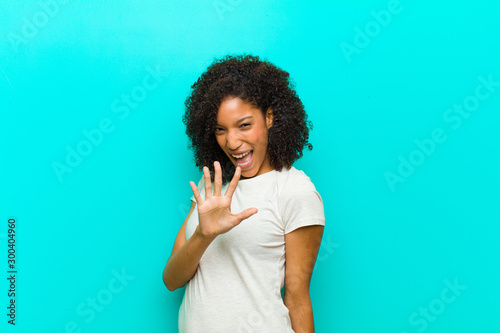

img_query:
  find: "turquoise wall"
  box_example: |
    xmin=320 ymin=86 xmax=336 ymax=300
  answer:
xmin=1 ymin=0 xmax=499 ymax=332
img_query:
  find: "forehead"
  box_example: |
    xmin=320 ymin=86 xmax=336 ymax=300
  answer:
xmin=216 ymin=97 xmax=262 ymax=124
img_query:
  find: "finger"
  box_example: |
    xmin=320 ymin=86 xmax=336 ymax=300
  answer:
xmin=190 ymin=181 xmax=203 ymax=205
xmin=234 ymin=207 xmax=258 ymax=223
xmin=224 ymin=166 xmax=241 ymax=198
xmin=213 ymin=161 xmax=223 ymax=196
xmin=203 ymin=166 xmax=212 ymax=198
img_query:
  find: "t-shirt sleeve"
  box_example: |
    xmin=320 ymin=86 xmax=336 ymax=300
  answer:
xmin=279 ymin=172 xmax=325 ymax=234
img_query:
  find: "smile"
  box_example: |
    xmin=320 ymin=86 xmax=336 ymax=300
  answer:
xmin=229 ymin=150 xmax=254 ymax=169
xmin=231 ymin=151 xmax=252 ymax=159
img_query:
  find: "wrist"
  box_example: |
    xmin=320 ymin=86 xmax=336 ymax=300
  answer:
xmin=195 ymin=225 xmax=217 ymax=242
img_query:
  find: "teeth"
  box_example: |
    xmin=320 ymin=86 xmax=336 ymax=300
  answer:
xmin=231 ymin=151 xmax=251 ymax=159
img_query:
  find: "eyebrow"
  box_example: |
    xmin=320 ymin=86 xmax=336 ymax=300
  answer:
xmin=236 ymin=116 xmax=253 ymax=123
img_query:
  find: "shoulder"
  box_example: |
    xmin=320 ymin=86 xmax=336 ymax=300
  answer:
xmin=276 ymin=166 xmax=319 ymax=195
xmin=276 ymin=166 xmax=323 ymax=207
xmin=276 ymin=167 xmax=325 ymax=232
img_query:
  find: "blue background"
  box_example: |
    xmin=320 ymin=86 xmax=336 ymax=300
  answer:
xmin=1 ymin=0 xmax=499 ymax=332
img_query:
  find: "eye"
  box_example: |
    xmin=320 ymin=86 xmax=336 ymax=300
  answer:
xmin=240 ymin=123 xmax=251 ymax=128
xmin=214 ymin=127 xmax=225 ymax=134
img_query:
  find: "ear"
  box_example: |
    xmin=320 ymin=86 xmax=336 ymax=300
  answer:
xmin=266 ymin=108 xmax=274 ymax=129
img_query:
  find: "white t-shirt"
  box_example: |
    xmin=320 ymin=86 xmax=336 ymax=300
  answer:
xmin=178 ymin=166 xmax=325 ymax=333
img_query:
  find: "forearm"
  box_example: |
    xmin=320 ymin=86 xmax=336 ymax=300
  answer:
xmin=285 ymin=294 xmax=315 ymax=333
xmin=163 ymin=226 xmax=215 ymax=291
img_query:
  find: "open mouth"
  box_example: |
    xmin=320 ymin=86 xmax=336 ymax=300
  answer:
xmin=230 ymin=150 xmax=253 ymax=169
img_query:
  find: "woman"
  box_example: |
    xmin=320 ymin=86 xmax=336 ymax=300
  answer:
xmin=163 ymin=55 xmax=325 ymax=332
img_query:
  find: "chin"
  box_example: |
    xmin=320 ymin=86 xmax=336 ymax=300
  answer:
xmin=241 ymin=164 xmax=262 ymax=178
xmin=241 ymin=171 xmax=255 ymax=178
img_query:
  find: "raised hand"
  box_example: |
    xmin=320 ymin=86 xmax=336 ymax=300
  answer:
xmin=190 ymin=161 xmax=258 ymax=238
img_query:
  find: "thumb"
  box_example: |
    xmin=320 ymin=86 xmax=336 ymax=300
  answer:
xmin=234 ymin=207 xmax=258 ymax=223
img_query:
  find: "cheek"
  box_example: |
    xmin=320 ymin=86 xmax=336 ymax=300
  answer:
xmin=254 ymin=130 xmax=269 ymax=151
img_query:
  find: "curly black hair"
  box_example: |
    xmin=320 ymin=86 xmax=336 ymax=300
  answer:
xmin=183 ymin=54 xmax=313 ymax=184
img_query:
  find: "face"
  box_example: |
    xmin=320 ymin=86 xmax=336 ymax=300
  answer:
xmin=215 ymin=97 xmax=273 ymax=179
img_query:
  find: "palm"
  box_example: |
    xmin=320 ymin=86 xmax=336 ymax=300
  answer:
xmin=198 ymin=195 xmax=235 ymax=235
xmin=190 ymin=162 xmax=257 ymax=238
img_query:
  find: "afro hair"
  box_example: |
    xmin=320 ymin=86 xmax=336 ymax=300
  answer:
xmin=183 ymin=54 xmax=313 ymax=184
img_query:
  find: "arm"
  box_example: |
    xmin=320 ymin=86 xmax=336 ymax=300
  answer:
xmin=162 ymin=201 xmax=216 ymax=291
xmin=284 ymin=225 xmax=324 ymax=333
xmin=162 ymin=162 xmax=257 ymax=291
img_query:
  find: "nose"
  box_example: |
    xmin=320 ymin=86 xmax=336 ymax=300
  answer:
xmin=226 ymin=130 xmax=242 ymax=151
